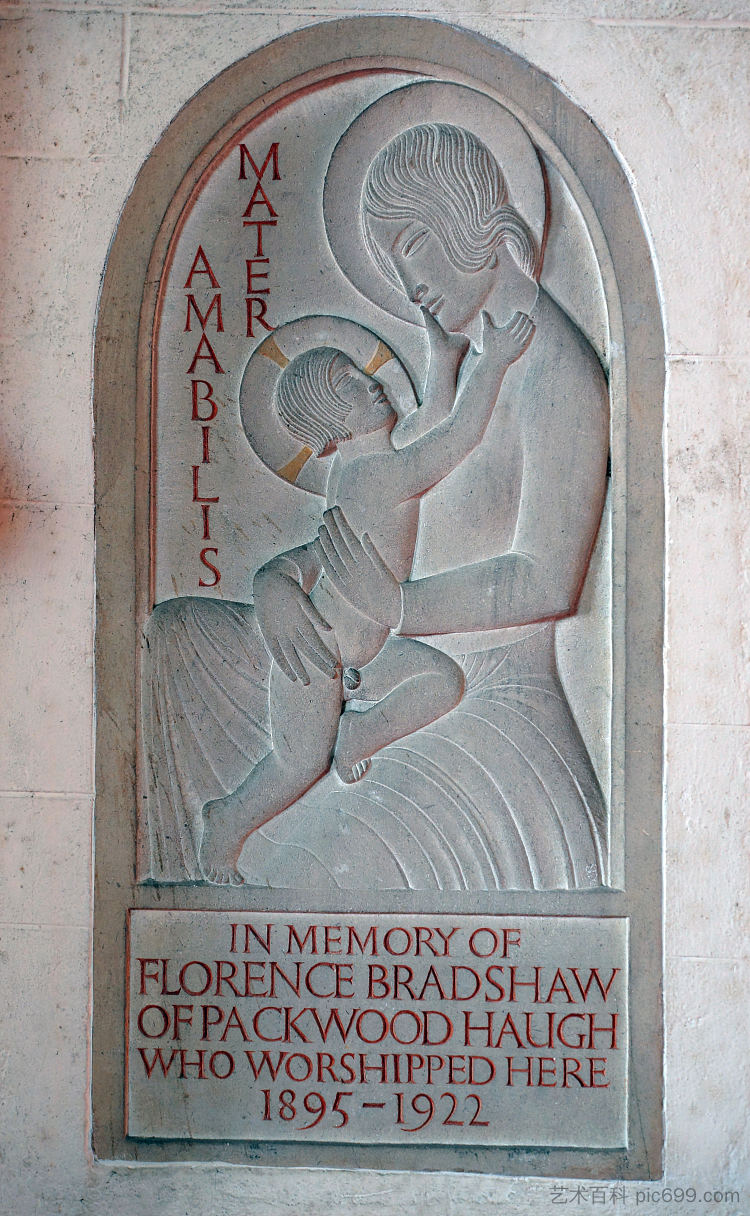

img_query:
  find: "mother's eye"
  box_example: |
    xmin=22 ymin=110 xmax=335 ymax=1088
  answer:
xmin=401 ymin=228 xmax=429 ymax=258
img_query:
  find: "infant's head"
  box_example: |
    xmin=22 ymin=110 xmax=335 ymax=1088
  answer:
xmin=275 ymin=346 xmax=393 ymax=457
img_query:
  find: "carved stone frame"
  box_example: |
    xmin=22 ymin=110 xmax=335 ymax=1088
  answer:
xmin=93 ymin=17 xmax=664 ymax=1177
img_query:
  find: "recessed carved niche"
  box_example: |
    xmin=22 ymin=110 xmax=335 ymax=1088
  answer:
xmin=93 ymin=18 xmax=664 ymax=1178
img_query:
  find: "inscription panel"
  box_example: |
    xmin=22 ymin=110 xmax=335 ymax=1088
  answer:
xmin=127 ymin=911 xmax=627 ymax=1146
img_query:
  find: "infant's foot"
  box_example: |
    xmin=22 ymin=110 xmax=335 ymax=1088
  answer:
xmin=199 ymin=797 xmax=245 ymax=885
xmin=334 ymin=711 xmax=373 ymax=784
xmin=335 ymin=755 xmax=372 ymax=785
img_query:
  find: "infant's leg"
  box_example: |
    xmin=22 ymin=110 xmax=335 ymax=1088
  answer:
xmin=200 ymin=659 xmax=343 ymax=883
xmin=334 ymin=638 xmax=464 ymax=784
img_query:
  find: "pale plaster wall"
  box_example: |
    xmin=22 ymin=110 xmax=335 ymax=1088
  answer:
xmin=0 ymin=1 xmax=747 ymax=1213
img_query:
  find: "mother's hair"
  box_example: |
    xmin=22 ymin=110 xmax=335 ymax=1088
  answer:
xmin=362 ymin=122 xmax=540 ymax=285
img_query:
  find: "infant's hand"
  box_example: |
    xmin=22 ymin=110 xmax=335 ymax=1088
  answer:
xmin=422 ymin=306 xmax=470 ymax=367
xmin=481 ymin=309 xmax=535 ymax=367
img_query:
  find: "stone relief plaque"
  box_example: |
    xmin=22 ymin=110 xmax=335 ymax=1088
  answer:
xmin=93 ymin=19 xmax=664 ymax=1177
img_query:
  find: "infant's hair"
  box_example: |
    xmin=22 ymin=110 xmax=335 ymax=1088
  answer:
xmin=275 ymin=347 xmax=354 ymax=456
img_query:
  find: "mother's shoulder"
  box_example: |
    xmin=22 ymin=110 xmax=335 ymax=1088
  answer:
xmin=529 ymin=288 xmax=600 ymax=355
xmin=521 ymin=287 xmax=608 ymax=408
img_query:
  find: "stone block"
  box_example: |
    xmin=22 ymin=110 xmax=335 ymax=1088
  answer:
xmin=0 ymin=503 xmax=93 ymax=792
xmin=0 ymin=794 xmax=92 ymax=926
xmin=0 ymin=156 xmax=131 ymax=343
xmin=0 ymin=9 xmax=121 ymax=159
xmin=0 ymin=925 xmax=89 ymax=1212
xmin=665 ymin=725 xmax=749 ymax=962
xmin=0 ymin=331 xmax=93 ymax=503
xmin=666 ymin=956 xmax=750 ymax=1187
xmin=666 ymin=359 xmax=750 ymax=725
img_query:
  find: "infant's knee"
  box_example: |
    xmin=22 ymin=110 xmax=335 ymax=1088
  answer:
xmin=431 ymin=651 xmax=465 ymax=711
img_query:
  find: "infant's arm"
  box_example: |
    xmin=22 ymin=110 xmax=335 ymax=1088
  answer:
xmin=392 ymin=309 xmax=469 ymax=446
xmin=391 ymin=310 xmax=535 ymax=501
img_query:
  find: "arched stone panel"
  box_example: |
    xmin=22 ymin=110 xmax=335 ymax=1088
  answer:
xmin=93 ymin=18 xmax=664 ymax=1178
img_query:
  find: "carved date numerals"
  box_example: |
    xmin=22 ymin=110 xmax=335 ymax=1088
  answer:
xmin=395 ymin=1090 xmax=489 ymax=1132
xmin=261 ymin=1088 xmax=352 ymax=1129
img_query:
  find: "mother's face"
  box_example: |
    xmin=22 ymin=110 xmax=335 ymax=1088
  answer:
xmin=367 ymin=215 xmax=499 ymax=335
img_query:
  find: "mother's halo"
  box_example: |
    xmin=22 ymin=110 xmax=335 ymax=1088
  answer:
xmin=323 ymin=80 xmax=546 ymax=325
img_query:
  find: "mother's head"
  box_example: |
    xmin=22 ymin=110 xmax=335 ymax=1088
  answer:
xmin=362 ymin=123 xmax=539 ymax=333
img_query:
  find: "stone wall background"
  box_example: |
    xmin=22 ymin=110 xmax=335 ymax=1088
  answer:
xmin=0 ymin=1 xmax=747 ymax=1212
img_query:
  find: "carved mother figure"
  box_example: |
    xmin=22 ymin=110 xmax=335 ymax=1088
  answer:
xmin=141 ymin=116 xmax=610 ymax=892
xmin=358 ymin=122 xmax=608 ymax=640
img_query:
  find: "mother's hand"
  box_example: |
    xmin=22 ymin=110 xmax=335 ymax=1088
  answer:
xmin=253 ymin=564 xmax=339 ymax=685
xmin=314 ymin=507 xmax=403 ymax=629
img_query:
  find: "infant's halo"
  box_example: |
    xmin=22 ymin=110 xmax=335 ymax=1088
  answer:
xmin=238 ymin=315 xmax=417 ymax=496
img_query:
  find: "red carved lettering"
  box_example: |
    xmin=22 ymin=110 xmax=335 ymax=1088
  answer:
xmin=562 ymin=1056 xmax=586 ymax=1087
xmin=245 ymin=258 xmax=270 ymax=295
xmin=243 ymin=178 xmax=278 ymax=219
xmin=244 ymin=218 xmax=277 ymax=253
xmin=201 ymin=1005 xmax=224 ymax=1039
xmin=137 ymin=1005 xmax=170 ymax=1039
xmin=368 ymin=964 xmax=390 ymax=999
xmin=178 ymin=1049 xmax=206 ymax=1079
xmin=383 ymin=928 xmax=412 ymax=956
xmin=191 ymin=379 xmax=219 ymax=421
xmin=246 ymin=296 xmax=273 ymax=337
xmin=198 ymin=548 xmax=221 ymax=587
xmin=589 ymin=1057 xmax=610 ymax=1087
xmin=171 ymin=1004 xmax=194 ymax=1040
xmin=538 ymin=1056 xmax=558 ymax=1087
xmin=192 ymin=465 xmax=219 ymax=504
xmin=187 ymin=333 xmax=225 ymax=375
xmin=184 ymin=292 xmax=224 ymax=332
xmin=468 ymin=1056 xmax=495 ymax=1085
xmin=355 ymin=1010 xmax=389 ymax=1045
xmin=570 ymin=967 xmax=620 ymax=1003
xmin=245 ymin=1050 xmax=288 ymax=1081
xmin=138 ymin=958 xmax=160 ymax=995
xmin=238 ymin=142 xmax=280 ymax=182
xmin=287 ymin=924 xmax=318 ymax=954
xmin=506 ymin=1056 xmax=534 ymax=1086
xmin=209 ymin=1051 xmax=234 ymax=1078
xmin=138 ymin=1047 xmax=179 ymax=1077
xmin=184 ymin=245 xmax=220 ymax=289
xmin=220 ymin=1007 xmax=252 ymax=1041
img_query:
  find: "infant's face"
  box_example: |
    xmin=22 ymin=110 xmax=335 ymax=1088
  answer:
xmin=331 ymin=356 xmax=396 ymax=439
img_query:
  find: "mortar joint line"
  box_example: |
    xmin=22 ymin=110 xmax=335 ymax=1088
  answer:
xmin=119 ymin=9 xmax=132 ymax=113
xmin=2 ymin=5 xmax=750 ymax=25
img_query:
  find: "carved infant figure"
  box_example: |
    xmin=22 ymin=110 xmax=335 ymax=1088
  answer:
xmin=200 ymin=316 xmax=534 ymax=883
